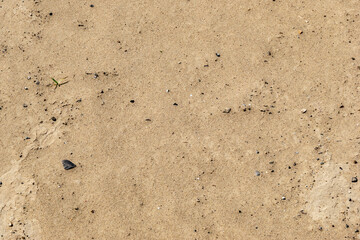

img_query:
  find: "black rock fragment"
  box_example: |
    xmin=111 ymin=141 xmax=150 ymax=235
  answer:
xmin=62 ymin=160 xmax=76 ymax=170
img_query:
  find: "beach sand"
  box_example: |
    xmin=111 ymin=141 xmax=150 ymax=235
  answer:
xmin=1 ymin=0 xmax=360 ymax=239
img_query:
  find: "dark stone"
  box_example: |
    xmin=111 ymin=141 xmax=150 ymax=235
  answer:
xmin=90 ymin=4 xmax=94 ymax=7
xmin=130 ymin=100 xmax=135 ymax=103
xmin=51 ymin=117 xmax=57 ymax=121
xmin=352 ymin=177 xmax=358 ymax=183
xmin=173 ymin=103 xmax=178 ymax=106
xmin=215 ymin=53 xmax=220 ymax=57
xmin=0 ymin=181 xmax=2 ymax=186
xmin=62 ymin=160 xmax=76 ymax=170
xmin=49 ymin=12 xmax=53 ymax=16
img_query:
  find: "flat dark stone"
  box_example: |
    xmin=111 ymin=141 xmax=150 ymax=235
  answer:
xmin=62 ymin=160 xmax=76 ymax=170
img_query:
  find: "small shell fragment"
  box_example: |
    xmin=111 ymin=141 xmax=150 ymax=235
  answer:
xmin=223 ymin=108 xmax=231 ymax=113
xmin=62 ymin=160 xmax=76 ymax=170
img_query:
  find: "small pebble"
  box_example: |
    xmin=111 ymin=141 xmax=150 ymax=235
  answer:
xmin=130 ymin=100 xmax=135 ymax=103
xmin=173 ymin=103 xmax=178 ymax=106
xmin=24 ymin=87 xmax=28 ymax=90
xmin=23 ymin=104 xmax=28 ymax=108
xmin=94 ymin=73 xmax=99 ymax=79
xmin=223 ymin=108 xmax=231 ymax=113
xmin=27 ymin=76 xmax=31 ymax=80
xmin=281 ymin=196 xmax=286 ymax=200
xmin=301 ymin=109 xmax=307 ymax=113
xmin=352 ymin=177 xmax=358 ymax=183
xmin=216 ymin=53 xmax=221 ymax=57
xmin=0 ymin=181 xmax=2 ymax=186
xmin=90 ymin=4 xmax=94 ymax=7
xmin=255 ymin=171 xmax=260 ymax=176
xmin=166 ymin=89 xmax=170 ymax=93
xmin=62 ymin=160 xmax=76 ymax=170
xmin=51 ymin=117 xmax=57 ymax=121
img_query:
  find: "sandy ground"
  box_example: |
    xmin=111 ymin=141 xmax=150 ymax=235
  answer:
xmin=1 ymin=0 xmax=360 ymax=239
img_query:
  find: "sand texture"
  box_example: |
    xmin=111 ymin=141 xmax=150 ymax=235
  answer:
xmin=1 ymin=0 xmax=360 ymax=239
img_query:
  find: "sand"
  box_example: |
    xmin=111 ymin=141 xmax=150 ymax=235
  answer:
xmin=1 ymin=0 xmax=360 ymax=239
